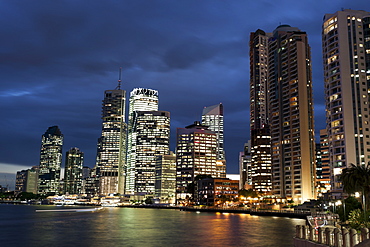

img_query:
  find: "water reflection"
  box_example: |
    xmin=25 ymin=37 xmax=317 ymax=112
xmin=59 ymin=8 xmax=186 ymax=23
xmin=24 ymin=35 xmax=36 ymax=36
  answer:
xmin=1 ymin=205 xmax=305 ymax=247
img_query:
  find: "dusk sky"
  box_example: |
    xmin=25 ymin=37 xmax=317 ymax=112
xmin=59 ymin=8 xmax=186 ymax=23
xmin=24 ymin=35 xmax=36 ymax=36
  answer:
xmin=1 ymin=0 xmax=369 ymax=186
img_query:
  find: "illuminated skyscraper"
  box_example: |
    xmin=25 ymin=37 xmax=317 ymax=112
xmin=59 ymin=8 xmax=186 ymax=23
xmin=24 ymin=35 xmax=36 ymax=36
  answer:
xmin=176 ymin=121 xmax=218 ymax=200
xmin=95 ymin=87 xmax=127 ymax=196
xmin=201 ymin=103 xmax=226 ymax=178
xmin=131 ymin=111 xmax=170 ymax=194
xmin=38 ymin=126 xmax=63 ymax=195
xmin=322 ymin=9 xmax=370 ymax=194
xmin=249 ymin=29 xmax=272 ymax=194
xmin=126 ymin=88 xmax=159 ymax=194
xmin=64 ymin=147 xmax=84 ymax=195
xmin=268 ymin=25 xmax=316 ymax=203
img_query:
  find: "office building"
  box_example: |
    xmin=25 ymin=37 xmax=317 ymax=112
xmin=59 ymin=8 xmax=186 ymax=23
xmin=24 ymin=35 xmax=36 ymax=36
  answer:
xmin=249 ymin=29 xmax=272 ymax=194
xmin=239 ymin=141 xmax=252 ymax=190
xmin=316 ymin=129 xmax=331 ymax=197
xmin=322 ymin=9 xmax=370 ymax=194
xmin=267 ymin=25 xmax=316 ymax=203
xmin=155 ymin=152 xmax=176 ymax=203
xmin=64 ymin=147 xmax=84 ymax=195
xmin=126 ymin=88 xmax=159 ymax=194
xmin=95 ymin=87 xmax=127 ymax=196
xmin=15 ymin=167 xmax=38 ymax=194
xmin=131 ymin=111 xmax=170 ymax=194
xmin=195 ymin=178 xmax=239 ymax=206
xmin=202 ymin=103 xmax=226 ymax=178
xmin=38 ymin=126 xmax=63 ymax=195
xmin=176 ymin=121 xmax=218 ymax=199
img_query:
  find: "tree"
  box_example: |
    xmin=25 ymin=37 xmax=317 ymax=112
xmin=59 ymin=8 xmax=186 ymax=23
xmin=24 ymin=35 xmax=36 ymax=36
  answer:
xmin=341 ymin=163 xmax=370 ymax=211
xmin=238 ymin=189 xmax=258 ymax=198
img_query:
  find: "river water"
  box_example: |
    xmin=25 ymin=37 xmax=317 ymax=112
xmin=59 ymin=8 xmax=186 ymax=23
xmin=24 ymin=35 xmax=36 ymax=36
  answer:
xmin=0 ymin=204 xmax=304 ymax=247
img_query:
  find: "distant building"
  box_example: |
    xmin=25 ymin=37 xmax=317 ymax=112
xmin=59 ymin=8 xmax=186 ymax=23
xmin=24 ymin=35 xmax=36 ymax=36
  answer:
xmin=322 ymin=9 xmax=370 ymax=195
xmin=202 ymin=103 xmax=226 ymax=178
xmin=195 ymin=178 xmax=239 ymax=206
xmin=38 ymin=126 xmax=63 ymax=195
xmin=95 ymin=87 xmax=127 ymax=196
xmin=316 ymin=129 xmax=331 ymax=197
xmin=176 ymin=121 xmax=218 ymax=199
xmin=64 ymin=147 xmax=84 ymax=195
xmin=249 ymin=29 xmax=272 ymax=194
xmin=82 ymin=168 xmax=99 ymax=197
xmin=131 ymin=111 xmax=170 ymax=195
xmin=15 ymin=167 xmax=38 ymax=194
xmin=239 ymin=141 xmax=252 ymax=190
xmin=155 ymin=152 xmax=176 ymax=203
xmin=126 ymin=88 xmax=159 ymax=194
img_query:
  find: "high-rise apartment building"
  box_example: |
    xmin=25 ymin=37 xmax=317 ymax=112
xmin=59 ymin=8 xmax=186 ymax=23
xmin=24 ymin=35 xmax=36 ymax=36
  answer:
xmin=322 ymin=9 xmax=370 ymax=194
xmin=249 ymin=29 xmax=272 ymax=194
xmin=64 ymin=147 xmax=84 ymax=195
xmin=316 ymin=129 xmax=331 ymax=197
xmin=202 ymin=103 xmax=226 ymax=178
xmin=176 ymin=121 xmax=218 ymax=199
xmin=95 ymin=88 xmax=127 ymax=196
xmin=267 ymin=25 xmax=316 ymax=203
xmin=126 ymin=88 xmax=159 ymax=194
xmin=38 ymin=126 xmax=63 ymax=195
xmin=131 ymin=111 xmax=170 ymax=194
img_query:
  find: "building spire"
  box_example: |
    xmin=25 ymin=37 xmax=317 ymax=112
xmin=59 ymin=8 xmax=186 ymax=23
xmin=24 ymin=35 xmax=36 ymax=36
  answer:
xmin=116 ymin=67 xmax=122 ymax=90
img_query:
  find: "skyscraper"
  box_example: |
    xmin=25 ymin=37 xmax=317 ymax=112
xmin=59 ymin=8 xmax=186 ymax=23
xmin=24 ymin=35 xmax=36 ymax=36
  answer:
xmin=64 ymin=147 xmax=84 ymax=195
xmin=268 ymin=25 xmax=316 ymax=203
xmin=95 ymin=87 xmax=127 ymax=196
xmin=126 ymin=88 xmax=159 ymax=194
xmin=131 ymin=111 xmax=170 ymax=194
xmin=322 ymin=9 xmax=370 ymax=194
xmin=38 ymin=126 xmax=63 ymax=195
xmin=249 ymin=29 xmax=272 ymax=194
xmin=201 ymin=103 xmax=226 ymax=178
xmin=176 ymin=121 xmax=218 ymax=200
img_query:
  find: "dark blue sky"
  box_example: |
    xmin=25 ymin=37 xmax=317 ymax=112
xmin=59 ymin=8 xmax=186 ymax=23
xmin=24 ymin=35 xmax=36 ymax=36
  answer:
xmin=0 ymin=0 xmax=368 ymax=181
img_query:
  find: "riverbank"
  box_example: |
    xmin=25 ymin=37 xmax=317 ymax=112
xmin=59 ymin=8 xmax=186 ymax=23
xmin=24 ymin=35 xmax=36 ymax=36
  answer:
xmin=121 ymin=204 xmax=311 ymax=219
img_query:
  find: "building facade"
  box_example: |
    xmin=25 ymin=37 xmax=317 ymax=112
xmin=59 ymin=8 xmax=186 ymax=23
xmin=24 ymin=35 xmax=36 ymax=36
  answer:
xmin=195 ymin=178 xmax=239 ymax=206
xmin=64 ymin=147 xmax=84 ymax=195
xmin=267 ymin=25 xmax=316 ymax=203
xmin=131 ymin=111 xmax=170 ymax=195
xmin=95 ymin=89 xmax=127 ymax=196
xmin=15 ymin=167 xmax=38 ymax=194
xmin=155 ymin=152 xmax=176 ymax=203
xmin=316 ymin=129 xmax=331 ymax=197
xmin=126 ymin=88 xmax=159 ymax=194
xmin=322 ymin=9 xmax=370 ymax=194
xmin=249 ymin=29 xmax=272 ymax=194
xmin=201 ymin=103 xmax=226 ymax=178
xmin=38 ymin=126 xmax=63 ymax=195
xmin=176 ymin=121 xmax=218 ymax=199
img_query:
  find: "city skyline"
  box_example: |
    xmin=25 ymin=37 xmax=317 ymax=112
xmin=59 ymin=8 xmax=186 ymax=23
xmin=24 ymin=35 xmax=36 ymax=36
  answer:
xmin=1 ymin=1 xmax=369 ymax=184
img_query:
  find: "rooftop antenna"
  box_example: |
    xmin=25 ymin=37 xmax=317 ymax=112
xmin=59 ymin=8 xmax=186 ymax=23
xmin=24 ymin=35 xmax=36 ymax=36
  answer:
xmin=116 ymin=67 xmax=122 ymax=90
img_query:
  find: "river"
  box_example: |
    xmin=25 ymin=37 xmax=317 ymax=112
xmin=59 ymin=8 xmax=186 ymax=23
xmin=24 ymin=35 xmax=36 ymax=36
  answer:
xmin=0 ymin=204 xmax=304 ymax=246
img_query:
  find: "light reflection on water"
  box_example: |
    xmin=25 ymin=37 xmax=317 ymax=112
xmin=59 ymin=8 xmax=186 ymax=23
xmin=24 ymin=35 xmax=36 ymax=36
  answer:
xmin=0 ymin=204 xmax=305 ymax=247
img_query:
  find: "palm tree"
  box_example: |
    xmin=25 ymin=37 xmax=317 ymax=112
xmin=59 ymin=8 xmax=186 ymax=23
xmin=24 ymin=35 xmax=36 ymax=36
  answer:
xmin=340 ymin=162 xmax=370 ymax=212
